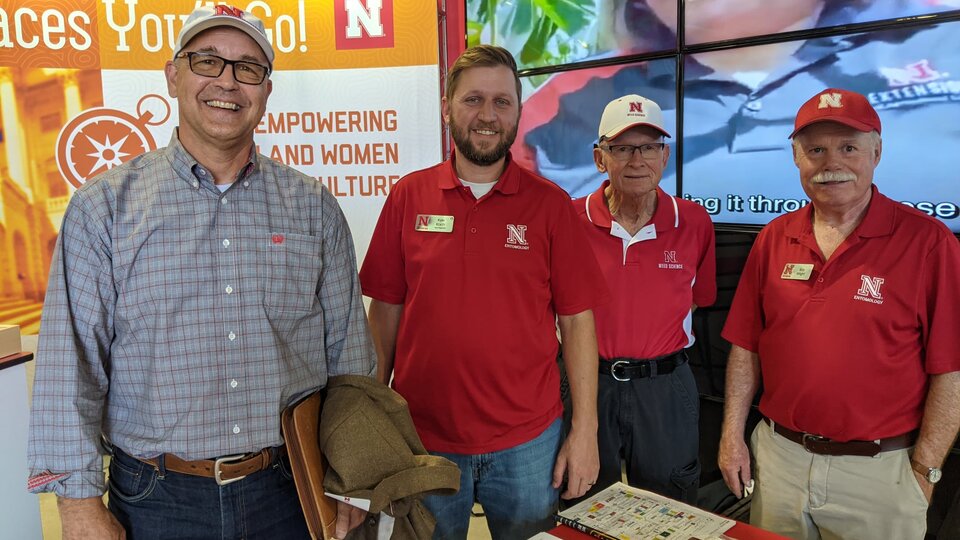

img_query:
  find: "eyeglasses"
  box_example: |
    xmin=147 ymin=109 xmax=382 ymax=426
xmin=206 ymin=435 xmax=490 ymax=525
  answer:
xmin=600 ymin=143 xmax=665 ymax=161
xmin=176 ymin=51 xmax=270 ymax=85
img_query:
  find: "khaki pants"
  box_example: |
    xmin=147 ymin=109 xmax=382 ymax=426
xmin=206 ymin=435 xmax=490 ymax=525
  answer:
xmin=749 ymin=419 xmax=928 ymax=540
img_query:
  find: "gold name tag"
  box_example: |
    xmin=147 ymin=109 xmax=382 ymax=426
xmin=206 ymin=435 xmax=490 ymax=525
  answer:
xmin=414 ymin=214 xmax=454 ymax=233
xmin=781 ymin=263 xmax=814 ymax=281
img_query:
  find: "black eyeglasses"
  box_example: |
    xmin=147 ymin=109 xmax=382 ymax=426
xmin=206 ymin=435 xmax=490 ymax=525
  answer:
xmin=176 ymin=51 xmax=270 ymax=85
xmin=600 ymin=143 xmax=665 ymax=161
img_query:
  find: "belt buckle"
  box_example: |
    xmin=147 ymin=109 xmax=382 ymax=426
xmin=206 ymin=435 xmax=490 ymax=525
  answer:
xmin=214 ymin=454 xmax=248 ymax=486
xmin=611 ymin=360 xmax=630 ymax=382
xmin=801 ymin=433 xmax=828 ymax=453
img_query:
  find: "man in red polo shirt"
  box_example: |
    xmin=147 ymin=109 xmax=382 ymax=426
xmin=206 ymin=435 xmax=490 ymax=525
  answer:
xmin=360 ymin=45 xmax=607 ymax=539
xmin=719 ymin=88 xmax=960 ymax=539
xmin=573 ymin=95 xmax=715 ymax=504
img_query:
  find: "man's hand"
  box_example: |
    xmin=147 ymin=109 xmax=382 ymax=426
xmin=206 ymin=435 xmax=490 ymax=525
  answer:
xmin=912 ymin=470 xmax=935 ymax=504
xmin=718 ymin=434 xmax=752 ymax=498
xmin=333 ymin=501 xmax=367 ymax=539
xmin=58 ymin=496 xmax=125 ymax=540
xmin=552 ymin=427 xmax=600 ymax=500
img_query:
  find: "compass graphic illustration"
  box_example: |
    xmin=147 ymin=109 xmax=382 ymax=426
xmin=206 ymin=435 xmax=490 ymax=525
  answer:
xmin=56 ymin=94 xmax=171 ymax=189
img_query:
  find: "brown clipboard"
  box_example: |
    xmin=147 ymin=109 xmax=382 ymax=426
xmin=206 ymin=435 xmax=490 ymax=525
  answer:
xmin=281 ymin=391 xmax=338 ymax=540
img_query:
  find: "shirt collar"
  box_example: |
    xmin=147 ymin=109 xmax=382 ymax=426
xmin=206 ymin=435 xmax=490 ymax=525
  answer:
xmin=784 ymin=185 xmax=894 ymax=240
xmin=438 ymin=151 xmax=521 ymax=195
xmin=584 ymin=180 xmax=678 ymax=232
xmin=165 ymin=130 xmax=259 ymax=188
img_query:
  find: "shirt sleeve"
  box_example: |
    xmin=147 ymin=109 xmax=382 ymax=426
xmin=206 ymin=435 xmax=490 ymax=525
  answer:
xmin=318 ymin=188 xmax=377 ymax=378
xmin=549 ymin=191 xmax=609 ymax=315
xmin=692 ymin=208 xmax=717 ymax=308
xmin=721 ymin=228 xmax=768 ymax=353
xmin=359 ymin=183 xmax=408 ymax=304
xmin=919 ymin=232 xmax=960 ymax=375
xmin=27 ymin=190 xmax=113 ymax=498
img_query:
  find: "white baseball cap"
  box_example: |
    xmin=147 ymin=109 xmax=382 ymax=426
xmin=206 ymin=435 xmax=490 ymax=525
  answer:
xmin=175 ymin=5 xmax=275 ymax=65
xmin=598 ymin=94 xmax=671 ymax=141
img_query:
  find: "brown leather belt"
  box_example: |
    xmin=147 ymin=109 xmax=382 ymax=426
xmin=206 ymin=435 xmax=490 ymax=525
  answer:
xmin=765 ymin=418 xmax=916 ymax=457
xmin=138 ymin=446 xmax=285 ymax=486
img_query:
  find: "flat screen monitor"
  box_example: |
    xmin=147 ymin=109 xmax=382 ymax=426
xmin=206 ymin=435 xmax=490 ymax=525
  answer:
xmin=466 ymin=0 xmax=677 ymax=70
xmin=680 ymin=20 xmax=960 ymax=231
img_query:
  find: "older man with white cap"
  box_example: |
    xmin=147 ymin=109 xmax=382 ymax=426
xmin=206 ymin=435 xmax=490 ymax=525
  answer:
xmin=719 ymin=88 xmax=960 ymax=539
xmin=572 ymin=94 xmax=716 ymax=503
xmin=27 ymin=5 xmax=375 ymax=539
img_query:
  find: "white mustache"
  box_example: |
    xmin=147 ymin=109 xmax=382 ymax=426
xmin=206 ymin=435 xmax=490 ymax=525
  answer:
xmin=811 ymin=171 xmax=857 ymax=184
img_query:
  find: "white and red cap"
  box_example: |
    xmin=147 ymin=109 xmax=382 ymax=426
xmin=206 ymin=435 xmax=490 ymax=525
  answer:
xmin=175 ymin=5 xmax=274 ymax=65
xmin=789 ymin=88 xmax=881 ymax=138
xmin=598 ymin=94 xmax=671 ymax=141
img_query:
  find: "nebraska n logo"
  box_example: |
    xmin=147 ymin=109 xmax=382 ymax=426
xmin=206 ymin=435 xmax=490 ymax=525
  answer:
xmin=664 ymin=251 xmax=678 ymax=264
xmin=335 ymin=0 xmax=395 ymax=50
xmin=504 ymin=224 xmax=530 ymax=251
xmin=629 ymin=102 xmax=644 ymax=113
xmin=818 ymin=92 xmax=843 ymax=109
xmin=854 ymin=274 xmax=885 ymax=305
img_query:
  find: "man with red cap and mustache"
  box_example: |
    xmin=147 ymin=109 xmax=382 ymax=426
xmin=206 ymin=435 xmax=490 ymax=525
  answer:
xmin=719 ymin=88 xmax=960 ymax=539
xmin=360 ymin=45 xmax=608 ymax=539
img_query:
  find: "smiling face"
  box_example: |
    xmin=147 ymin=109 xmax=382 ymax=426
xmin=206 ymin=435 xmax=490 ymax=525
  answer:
xmin=595 ymin=125 xmax=669 ymax=200
xmin=442 ymin=65 xmax=521 ymax=168
xmin=792 ymin=121 xmax=881 ymax=213
xmin=165 ymin=26 xmax=272 ymax=154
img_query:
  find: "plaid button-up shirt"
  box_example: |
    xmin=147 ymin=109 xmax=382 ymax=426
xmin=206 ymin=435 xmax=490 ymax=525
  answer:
xmin=28 ymin=135 xmax=376 ymax=498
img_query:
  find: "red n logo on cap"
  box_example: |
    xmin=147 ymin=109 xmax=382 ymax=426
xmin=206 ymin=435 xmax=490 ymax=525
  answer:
xmin=214 ymin=5 xmax=245 ymax=18
xmin=817 ymin=93 xmax=843 ymax=109
xmin=629 ymin=102 xmax=644 ymax=113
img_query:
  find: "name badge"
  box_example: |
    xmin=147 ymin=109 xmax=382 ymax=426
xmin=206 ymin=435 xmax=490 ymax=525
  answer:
xmin=414 ymin=214 xmax=454 ymax=233
xmin=781 ymin=263 xmax=814 ymax=281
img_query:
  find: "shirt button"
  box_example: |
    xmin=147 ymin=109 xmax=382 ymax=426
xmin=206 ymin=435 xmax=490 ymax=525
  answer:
xmin=745 ymin=99 xmax=763 ymax=112
xmin=198 ymin=168 xmax=207 ymax=176
xmin=817 ymin=277 xmax=824 ymax=283
xmin=221 ymin=197 xmax=228 ymax=205
xmin=243 ymin=181 xmax=250 ymax=187
xmin=225 ymin=285 xmax=233 ymax=294
xmin=192 ymin=181 xmax=199 ymax=188
xmin=228 ymin=331 xmax=237 ymax=341
xmin=471 ymin=227 xmax=477 ymax=233
xmin=230 ymin=379 xmax=238 ymax=389
xmin=222 ymin=239 xmax=230 ymax=248
xmin=232 ymin=424 xmax=240 ymax=434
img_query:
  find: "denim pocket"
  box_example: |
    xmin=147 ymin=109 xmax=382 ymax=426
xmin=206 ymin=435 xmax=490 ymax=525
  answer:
xmin=108 ymin=453 xmax=159 ymax=503
xmin=276 ymin=454 xmax=295 ymax=481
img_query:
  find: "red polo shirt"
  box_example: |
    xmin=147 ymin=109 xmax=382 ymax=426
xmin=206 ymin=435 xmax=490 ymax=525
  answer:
xmin=360 ymin=153 xmax=607 ymax=454
xmin=574 ymin=183 xmax=716 ymax=359
xmin=723 ymin=186 xmax=960 ymax=441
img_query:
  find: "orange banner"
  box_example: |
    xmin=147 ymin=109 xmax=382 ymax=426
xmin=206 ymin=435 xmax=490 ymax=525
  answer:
xmin=0 ymin=0 xmax=100 ymax=69
xmin=96 ymin=0 xmax=437 ymax=71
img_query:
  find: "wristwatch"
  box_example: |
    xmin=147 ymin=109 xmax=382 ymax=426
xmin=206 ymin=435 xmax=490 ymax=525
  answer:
xmin=911 ymin=460 xmax=943 ymax=484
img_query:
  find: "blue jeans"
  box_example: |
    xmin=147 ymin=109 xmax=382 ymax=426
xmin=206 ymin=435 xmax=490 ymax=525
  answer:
xmin=423 ymin=418 xmax=562 ymax=540
xmin=107 ymin=445 xmax=310 ymax=539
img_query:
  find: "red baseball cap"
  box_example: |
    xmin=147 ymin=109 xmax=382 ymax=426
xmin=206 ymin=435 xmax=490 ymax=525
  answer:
xmin=789 ymin=88 xmax=881 ymax=138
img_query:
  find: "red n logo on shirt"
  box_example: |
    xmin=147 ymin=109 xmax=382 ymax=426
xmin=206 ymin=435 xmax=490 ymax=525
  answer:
xmin=506 ymin=224 xmax=528 ymax=246
xmin=663 ymin=251 xmax=678 ymax=264
xmin=857 ymin=275 xmax=885 ymax=299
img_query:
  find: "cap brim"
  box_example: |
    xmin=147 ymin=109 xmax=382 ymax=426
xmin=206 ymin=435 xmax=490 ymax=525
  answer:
xmin=602 ymin=121 xmax=672 ymax=141
xmin=177 ymin=17 xmax=274 ymax=64
xmin=789 ymin=117 xmax=876 ymax=139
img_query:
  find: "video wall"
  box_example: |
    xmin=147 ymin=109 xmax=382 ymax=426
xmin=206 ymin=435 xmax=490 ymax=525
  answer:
xmin=470 ymin=0 xmax=960 ymax=232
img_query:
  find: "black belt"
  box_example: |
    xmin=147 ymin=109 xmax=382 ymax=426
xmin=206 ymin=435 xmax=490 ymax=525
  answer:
xmin=599 ymin=351 xmax=686 ymax=381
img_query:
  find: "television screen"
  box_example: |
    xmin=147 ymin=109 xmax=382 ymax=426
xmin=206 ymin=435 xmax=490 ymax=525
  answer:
xmin=466 ymin=0 xmax=677 ymax=70
xmin=683 ymin=0 xmax=960 ymax=45
xmin=513 ymin=58 xmax=678 ymax=198
xmin=680 ymin=20 xmax=960 ymax=232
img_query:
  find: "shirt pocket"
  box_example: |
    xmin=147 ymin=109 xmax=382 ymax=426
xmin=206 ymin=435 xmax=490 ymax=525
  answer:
xmin=262 ymin=232 xmax=323 ymax=316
